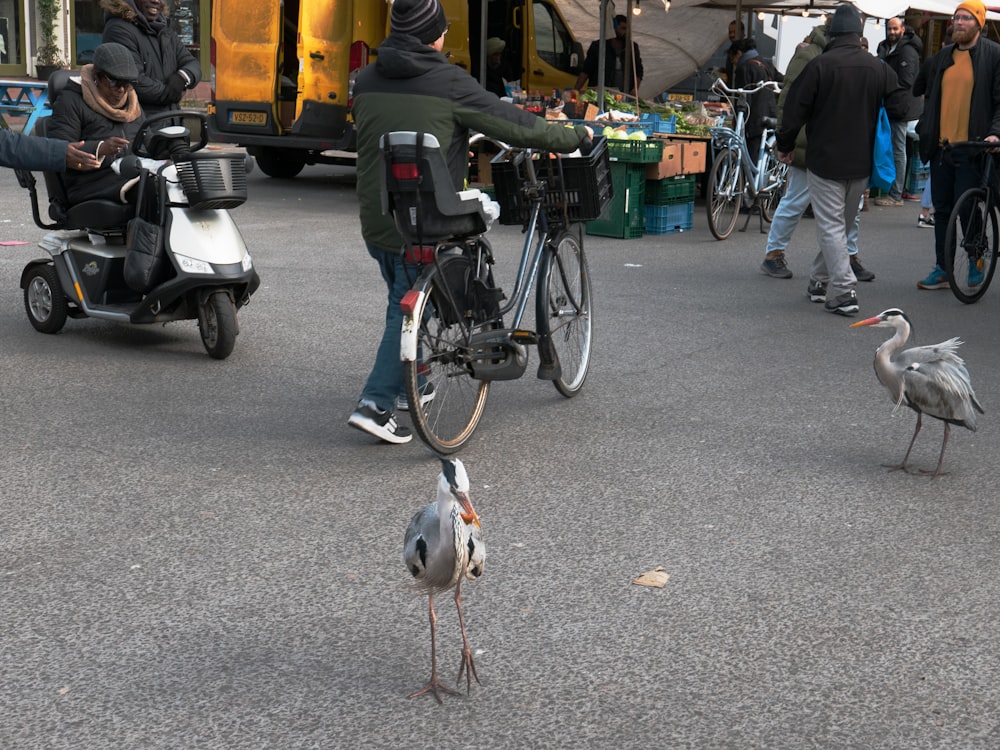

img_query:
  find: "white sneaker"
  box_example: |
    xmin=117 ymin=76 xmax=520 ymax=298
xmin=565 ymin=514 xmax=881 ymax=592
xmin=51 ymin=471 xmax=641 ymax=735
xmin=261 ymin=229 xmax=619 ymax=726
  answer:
xmin=348 ymin=401 xmax=412 ymax=444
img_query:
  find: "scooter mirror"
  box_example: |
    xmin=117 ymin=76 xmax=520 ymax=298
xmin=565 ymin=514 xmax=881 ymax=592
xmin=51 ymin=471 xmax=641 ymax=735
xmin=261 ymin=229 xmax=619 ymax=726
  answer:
xmin=244 ymin=153 xmax=256 ymax=175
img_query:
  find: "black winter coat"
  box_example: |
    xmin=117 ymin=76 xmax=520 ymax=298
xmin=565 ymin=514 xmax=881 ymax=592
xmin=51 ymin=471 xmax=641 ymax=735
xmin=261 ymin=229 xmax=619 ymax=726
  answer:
xmin=877 ymin=30 xmax=924 ymax=122
xmin=45 ymin=80 xmax=144 ymax=205
xmin=776 ymin=34 xmax=907 ymax=181
xmin=915 ymin=37 xmax=1000 ymax=163
xmin=100 ymin=0 xmax=201 ymax=117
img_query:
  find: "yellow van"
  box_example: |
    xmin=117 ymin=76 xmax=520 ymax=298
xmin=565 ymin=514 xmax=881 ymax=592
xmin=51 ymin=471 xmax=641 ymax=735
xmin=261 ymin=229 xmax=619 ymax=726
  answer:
xmin=208 ymin=1 xmax=583 ymax=178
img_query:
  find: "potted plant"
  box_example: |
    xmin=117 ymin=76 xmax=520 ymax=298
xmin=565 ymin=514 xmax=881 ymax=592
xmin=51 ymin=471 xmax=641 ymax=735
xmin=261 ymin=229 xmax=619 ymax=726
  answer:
xmin=35 ymin=0 xmax=67 ymax=80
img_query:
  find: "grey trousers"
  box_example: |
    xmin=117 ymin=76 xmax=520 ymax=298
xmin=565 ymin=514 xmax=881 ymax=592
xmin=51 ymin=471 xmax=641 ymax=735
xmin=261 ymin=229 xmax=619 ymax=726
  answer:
xmin=889 ymin=119 xmax=908 ymax=201
xmin=807 ymin=172 xmax=868 ymax=297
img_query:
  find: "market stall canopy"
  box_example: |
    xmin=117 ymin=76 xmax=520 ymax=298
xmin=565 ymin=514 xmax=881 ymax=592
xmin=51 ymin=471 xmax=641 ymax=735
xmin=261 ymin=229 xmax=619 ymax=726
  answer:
xmin=556 ymin=0 xmax=999 ymax=98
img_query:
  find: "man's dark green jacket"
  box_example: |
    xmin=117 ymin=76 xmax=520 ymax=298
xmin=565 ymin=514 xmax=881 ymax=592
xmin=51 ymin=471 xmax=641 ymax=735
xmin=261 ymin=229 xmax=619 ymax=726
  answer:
xmin=353 ymin=32 xmax=588 ymax=253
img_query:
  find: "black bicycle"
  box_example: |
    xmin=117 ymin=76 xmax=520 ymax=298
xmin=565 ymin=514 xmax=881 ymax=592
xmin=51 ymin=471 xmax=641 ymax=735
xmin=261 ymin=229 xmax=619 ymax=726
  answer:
xmin=380 ymin=131 xmax=609 ymax=453
xmin=942 ymin=140 xmax=1000 ymax=304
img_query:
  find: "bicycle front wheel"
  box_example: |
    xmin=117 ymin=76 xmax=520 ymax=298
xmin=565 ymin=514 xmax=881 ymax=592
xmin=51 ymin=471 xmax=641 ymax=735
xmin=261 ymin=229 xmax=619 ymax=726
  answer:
xmin=759 ymin=153 xmax=787 ymax=222
xmin=538 ymin=232 xmax=593 ymax=397
xmin=706 ymin=148 xmax=744 ymax=240
xmin=944 ymin=187 xmax=999 ymax=304
xmin=403 ymin=255 xmax=491 ymax=453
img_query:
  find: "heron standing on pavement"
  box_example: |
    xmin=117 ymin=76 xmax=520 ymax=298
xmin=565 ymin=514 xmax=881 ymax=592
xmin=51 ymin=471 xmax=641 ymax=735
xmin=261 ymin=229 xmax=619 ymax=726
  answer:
xmin=851 ymin=308 xmax=983 ymax=477
xmin=403 ymin=458 xmax=485 ymax=702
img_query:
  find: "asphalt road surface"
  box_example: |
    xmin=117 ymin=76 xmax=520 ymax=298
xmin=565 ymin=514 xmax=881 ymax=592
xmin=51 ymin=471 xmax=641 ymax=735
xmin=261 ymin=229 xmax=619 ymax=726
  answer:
xmin=1 ymin=159 xmax=997 ymax=750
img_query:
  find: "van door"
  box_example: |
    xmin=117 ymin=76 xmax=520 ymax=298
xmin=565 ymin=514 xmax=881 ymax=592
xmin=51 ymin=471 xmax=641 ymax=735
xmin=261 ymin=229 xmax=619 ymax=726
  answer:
xmin=211 ymin=2 xmax=282 ymax=135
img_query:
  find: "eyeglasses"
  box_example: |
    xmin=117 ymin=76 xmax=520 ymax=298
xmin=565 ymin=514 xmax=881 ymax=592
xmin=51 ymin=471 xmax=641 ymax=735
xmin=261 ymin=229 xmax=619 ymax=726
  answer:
xmin=952 ymin=13 xmax=977 ymax=23
xmin=100 ymin=73 xmax=130 ymax=90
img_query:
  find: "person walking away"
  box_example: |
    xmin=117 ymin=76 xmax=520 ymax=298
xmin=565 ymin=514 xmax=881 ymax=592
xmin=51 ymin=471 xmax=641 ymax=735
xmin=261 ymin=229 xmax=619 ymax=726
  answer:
xmin=574 ymin=15 xmax=643 ymax=96
xmin=349 ymin=0 xmax=592 ymax=444
xmin=775 ymin=4 xmax=906 ymax=316
xmin=101 ymin=0 xmax=201 ymax=118
xmin=760 ymin=20 xmax=877 ymax=283
xmin=914 ymin=0 xmax=1000 ymax=289
xmin=875 ymin=17 xmax=924 ymax=207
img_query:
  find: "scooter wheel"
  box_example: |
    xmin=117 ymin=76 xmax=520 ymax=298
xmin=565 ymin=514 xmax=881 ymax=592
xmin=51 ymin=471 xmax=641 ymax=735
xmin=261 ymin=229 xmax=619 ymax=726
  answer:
xmin=198 ymin=290 xmax=238 ymax=359
xmin=23 ymin=263 xmax=68 ymax=334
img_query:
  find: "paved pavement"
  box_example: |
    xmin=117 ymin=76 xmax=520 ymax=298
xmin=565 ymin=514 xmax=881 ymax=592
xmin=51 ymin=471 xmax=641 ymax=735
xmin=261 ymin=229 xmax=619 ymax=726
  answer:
xmin=0 ymin=162 xmax=997 ymax=749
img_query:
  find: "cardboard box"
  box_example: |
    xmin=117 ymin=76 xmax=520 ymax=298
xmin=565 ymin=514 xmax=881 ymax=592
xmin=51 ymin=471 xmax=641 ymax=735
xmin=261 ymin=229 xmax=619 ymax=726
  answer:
xmin=680 ymin=141 xmax=706 ymax=175
xmin=644 ymin=142 xmax=682 ymax=179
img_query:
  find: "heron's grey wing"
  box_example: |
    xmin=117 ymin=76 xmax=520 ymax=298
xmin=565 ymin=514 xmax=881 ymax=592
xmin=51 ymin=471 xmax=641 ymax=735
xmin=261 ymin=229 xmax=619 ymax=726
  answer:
xmin=895 ymin=338 xmax=966 ymax=368
xmin=902 ymin=357 xmax=982 ymax=429
xmin=404 ymin=502 xmax=438 ymax=579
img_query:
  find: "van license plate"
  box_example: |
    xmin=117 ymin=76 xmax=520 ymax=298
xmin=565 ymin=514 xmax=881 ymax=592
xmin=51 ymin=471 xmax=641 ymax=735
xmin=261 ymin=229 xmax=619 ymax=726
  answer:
xmin=667 ymin=93 xmax=693 ymax=102
xmin=229 ymin=111 xmax=268 ymax=125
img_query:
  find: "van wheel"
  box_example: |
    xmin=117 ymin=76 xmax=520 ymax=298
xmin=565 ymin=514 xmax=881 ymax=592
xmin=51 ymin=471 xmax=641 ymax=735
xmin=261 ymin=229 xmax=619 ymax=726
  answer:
xmin=24 ymin=264 xmax=68 ymax=334
xmin=198 ymin=291 xmax=238 ymax=359
xmin=254 ymin=148 xmax=306 ymax=179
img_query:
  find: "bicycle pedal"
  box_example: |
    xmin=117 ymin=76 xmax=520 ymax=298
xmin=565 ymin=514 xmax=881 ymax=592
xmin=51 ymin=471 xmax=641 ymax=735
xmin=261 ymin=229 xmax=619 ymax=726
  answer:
xmin=510 ymin=329 xmax=538 ymax=344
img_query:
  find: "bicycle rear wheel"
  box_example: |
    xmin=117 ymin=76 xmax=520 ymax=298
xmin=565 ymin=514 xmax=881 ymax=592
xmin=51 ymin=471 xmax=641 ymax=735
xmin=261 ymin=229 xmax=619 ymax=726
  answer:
xmin=403 ymin=254 xmax=491 ymax=453
xmin=706 ymin=148 xmax=744 ymax=240
xmin=944 ymin=187 xmax=999 ymax=304
xmin=538 ymin=232 xmax=592 ymax=397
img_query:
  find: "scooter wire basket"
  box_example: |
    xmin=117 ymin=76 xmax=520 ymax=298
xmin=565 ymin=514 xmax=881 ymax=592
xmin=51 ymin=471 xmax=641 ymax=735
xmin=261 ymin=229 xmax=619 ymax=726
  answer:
xmin=491 ymin=136 xmax=613 ymax=226
xmin=175 ymin=153 xmax=248 ymax=210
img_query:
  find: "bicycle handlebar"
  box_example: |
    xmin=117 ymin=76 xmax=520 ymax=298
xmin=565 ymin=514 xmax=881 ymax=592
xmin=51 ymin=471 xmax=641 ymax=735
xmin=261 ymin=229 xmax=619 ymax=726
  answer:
xmin=711 ymin=78 xmax=781 ymax=97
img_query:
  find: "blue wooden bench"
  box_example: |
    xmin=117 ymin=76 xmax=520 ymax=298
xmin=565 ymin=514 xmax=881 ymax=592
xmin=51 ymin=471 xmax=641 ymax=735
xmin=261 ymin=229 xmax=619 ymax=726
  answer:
xmin=0 ymin=80 xmax=50 ymax=134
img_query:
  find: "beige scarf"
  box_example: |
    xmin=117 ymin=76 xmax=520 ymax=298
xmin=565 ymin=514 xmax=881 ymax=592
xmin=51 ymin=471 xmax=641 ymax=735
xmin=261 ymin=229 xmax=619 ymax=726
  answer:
xmin=80 ymin=64 xmax=141 ymax=123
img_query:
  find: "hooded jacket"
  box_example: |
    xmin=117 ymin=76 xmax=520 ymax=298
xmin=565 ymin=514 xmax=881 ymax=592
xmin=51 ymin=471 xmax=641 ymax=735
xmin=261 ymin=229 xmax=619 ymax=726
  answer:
xmin=916 ymin=36 xmax=1000 ymax=163
xmin=776 ymin=33 xmax=907 ymax=181
xmin=778 ymin=24 xmax=827 ymax=169
xmin=100 ymin=0 xmax=201 ymax=117
xmin=353 ymin=32 xmax=588 ymax=253
xmin=877 ymin=29 xmax=924 ymax=122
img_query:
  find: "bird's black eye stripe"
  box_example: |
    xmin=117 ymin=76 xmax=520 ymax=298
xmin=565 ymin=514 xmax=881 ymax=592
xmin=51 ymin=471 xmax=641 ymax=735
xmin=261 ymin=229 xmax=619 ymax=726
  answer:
xmin=410 ymin=565 xmax=421 ymax=577
xmin=467 ymin=537 xmax=475 ymax=557
xmin=416 ymin=537 xmax=427 ymax=567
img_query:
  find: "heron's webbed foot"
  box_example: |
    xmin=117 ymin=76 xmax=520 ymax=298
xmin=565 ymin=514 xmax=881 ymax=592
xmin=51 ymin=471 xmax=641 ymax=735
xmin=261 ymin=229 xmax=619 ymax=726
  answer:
xmin=456 ymin=645 xmax=480 ymax=694
xmin=409 ymin=675 xmax=462 ymax=704
xmin=880 ymin=461 xmax=912 ymax=474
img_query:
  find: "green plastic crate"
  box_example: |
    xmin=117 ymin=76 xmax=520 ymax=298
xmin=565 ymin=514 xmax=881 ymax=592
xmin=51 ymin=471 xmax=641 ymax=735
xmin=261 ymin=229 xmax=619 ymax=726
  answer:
xmin=606 ymin=138 xmax=664 ymax=164
xmin=586 ymin=163 xmax=646 ymax=239
xmin=645 ymin=174 xmax=697 ymax=205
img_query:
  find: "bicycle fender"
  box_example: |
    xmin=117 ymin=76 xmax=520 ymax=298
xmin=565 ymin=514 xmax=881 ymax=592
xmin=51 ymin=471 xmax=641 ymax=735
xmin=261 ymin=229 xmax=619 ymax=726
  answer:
xmin=400 ymin=290 xmax=425 ymax=362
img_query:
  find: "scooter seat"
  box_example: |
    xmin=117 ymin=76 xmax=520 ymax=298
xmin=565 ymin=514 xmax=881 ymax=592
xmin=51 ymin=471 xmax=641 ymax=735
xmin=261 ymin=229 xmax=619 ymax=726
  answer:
xmin=61 ymin=199 xmax=134 ymax=230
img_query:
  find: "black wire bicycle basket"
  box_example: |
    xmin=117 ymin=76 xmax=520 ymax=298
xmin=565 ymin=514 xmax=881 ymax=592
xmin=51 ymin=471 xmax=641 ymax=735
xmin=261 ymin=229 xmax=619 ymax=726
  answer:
xmin=491 ymin=136 xmax=613 ymax=226
xmin=174 ymin=152 xmax=248 ymax=210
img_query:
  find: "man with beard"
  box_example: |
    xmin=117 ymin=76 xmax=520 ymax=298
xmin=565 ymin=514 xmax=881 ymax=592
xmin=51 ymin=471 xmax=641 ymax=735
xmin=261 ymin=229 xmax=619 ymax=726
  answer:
xmin=101 ymin=0 xmax=201 ymax=117
xmin=914 ymin=0 xmax=1000 ymax=289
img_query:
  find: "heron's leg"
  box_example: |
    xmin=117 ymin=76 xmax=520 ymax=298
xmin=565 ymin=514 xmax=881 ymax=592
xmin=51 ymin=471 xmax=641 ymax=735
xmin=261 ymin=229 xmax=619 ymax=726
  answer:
xmin=453 ymin=578 xmax=480 ymax=693
xmin=409 ymin=593 xmax=460 ymax=703
xmin=918 ymin=422 xmax=952 ymax=478
xmin=883 ymin=413 xmax=922 ymax=473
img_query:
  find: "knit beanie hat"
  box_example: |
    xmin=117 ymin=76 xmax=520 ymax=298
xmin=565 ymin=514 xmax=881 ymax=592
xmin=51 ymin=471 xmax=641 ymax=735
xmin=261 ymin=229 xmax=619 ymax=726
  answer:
xmin=391 ymin=0 xmax=448 ymax=44
xmin=956 ymin=0 xmax=986 ymax=28
xmin=829 ymin=4 xmax=864 ymax=35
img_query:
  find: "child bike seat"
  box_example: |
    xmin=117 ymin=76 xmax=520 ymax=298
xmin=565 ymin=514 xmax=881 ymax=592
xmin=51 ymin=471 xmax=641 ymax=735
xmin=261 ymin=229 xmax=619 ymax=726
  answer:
xmin=380 ymin=131 xmax=490 ymax=245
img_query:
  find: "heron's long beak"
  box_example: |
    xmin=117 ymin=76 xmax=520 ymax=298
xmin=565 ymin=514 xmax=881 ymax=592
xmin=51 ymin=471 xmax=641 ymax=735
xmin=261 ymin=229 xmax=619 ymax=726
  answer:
xmin=454 ymin=490 xmax=481 ymax=528
xmin=850 ymin=316 xmax=881 ymax=328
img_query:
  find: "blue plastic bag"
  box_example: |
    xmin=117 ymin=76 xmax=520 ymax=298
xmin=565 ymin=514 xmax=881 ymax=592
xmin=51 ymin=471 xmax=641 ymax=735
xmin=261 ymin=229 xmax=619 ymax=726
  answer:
xmin=870 ymin=104 xmax=895 ymax=192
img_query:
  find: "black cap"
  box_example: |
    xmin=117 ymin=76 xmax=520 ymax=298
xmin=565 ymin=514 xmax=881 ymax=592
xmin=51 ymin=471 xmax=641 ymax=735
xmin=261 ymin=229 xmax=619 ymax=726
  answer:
xmin=92 ymin=43 xmax=139 ymax=82
xmin=829 ymin=4 xmax=864 ymax=35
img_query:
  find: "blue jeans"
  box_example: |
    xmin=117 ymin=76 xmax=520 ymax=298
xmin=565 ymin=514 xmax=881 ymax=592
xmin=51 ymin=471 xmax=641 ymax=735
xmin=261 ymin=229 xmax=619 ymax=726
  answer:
xmin=930 ymin=147 xmax=982 ymax=270
xmin=359 ymin=243 xmax=419 ymax=412
xmin=765 ymin=165 xmax=861 ymax=257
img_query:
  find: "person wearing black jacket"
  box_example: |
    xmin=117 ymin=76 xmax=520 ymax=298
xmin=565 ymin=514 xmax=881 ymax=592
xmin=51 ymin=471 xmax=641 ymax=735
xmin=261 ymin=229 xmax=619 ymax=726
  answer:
xmin=101 ymin=0 xmax=201 ymax=117
xmin=875 ymin=18 xmax=924 ymax=205
xmin=776 ymin=4 xmax=906 ymax=316
xmin=734 ymin=38 xmax=778 ymax=163
xmin=914 ymin=0 xmax=1000 ymax=290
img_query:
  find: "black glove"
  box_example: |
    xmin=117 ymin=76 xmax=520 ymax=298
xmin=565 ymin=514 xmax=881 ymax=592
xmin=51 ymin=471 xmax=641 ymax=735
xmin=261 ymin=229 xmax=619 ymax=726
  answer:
xmin=165 ymin=72 xmax=187 ymax=102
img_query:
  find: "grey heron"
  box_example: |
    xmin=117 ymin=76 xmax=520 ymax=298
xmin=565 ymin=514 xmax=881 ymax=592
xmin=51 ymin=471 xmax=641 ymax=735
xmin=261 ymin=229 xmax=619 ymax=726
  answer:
xmin=403 ymin=458 xmax=485 ymax=702
xmin=851 ymin=308 xmax=984 ymax=477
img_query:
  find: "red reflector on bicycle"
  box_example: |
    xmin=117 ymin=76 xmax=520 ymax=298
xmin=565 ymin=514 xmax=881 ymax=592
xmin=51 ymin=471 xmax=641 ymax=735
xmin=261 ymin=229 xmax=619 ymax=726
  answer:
xmin=404 ymin=245 xmax=436 ymax=264
xmin=400 ymin=290 xmax=421 ymax=315
xmin=392 ymin=163 xmax=420 ymax=180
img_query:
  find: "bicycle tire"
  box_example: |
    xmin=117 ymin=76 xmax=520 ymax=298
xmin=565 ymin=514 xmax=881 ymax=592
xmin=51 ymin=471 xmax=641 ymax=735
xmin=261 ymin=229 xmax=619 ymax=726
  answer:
xmin=403 ymin=254 xmax=491 ymax=454
xmin=706 ymin=148 xmax=744 ymax=240
xmin=944 ymin=187 xmax=999 ymax=304
xmin=759 ymin=153 xmax=787 ymax=223
xmin=538 ymin=232 xmax=593 ymax=398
